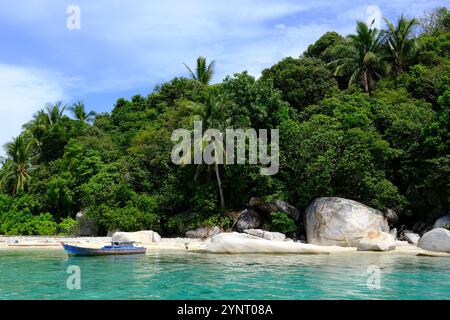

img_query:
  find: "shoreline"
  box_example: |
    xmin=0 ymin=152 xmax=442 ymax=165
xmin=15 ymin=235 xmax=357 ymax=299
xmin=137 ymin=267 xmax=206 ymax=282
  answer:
xmin=1 ymin=235 xmax=448 ymax=257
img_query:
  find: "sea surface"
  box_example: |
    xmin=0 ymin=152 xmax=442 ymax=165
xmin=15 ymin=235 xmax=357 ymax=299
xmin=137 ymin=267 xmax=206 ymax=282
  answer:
xmin=0 ymin=249 xmax=449 ymax=299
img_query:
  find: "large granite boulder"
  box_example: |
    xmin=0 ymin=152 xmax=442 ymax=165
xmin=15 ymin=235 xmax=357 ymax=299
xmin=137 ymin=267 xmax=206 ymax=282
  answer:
xmin=248 ymin=197 xmax=300 ymax=222
xmin=185 ymin=226 xmax=222 ymax=239
xmin=418 ymin=228 xmax=450 ymax=253
xmin=305 ymin=197 xmax=389 ymax=247
xmin=236 ymin=209 xmax=262 ymax=232
xmin=204 ymin=232 xmax=330 ymax=254
xmin=111 ymin=230 xmax=161 ymax=244
xmin=357 ymin=231 xmax=396 ymax=252
xmin=243 ymin=229 xmax=286 ymax=241
xmin=433 ymin=214 xmax=450 ymax=229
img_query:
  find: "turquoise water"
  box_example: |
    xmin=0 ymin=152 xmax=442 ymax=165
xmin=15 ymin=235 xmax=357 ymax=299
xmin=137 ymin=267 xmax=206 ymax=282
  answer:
xmin=0 ymin=249 xmax=449 ymax=299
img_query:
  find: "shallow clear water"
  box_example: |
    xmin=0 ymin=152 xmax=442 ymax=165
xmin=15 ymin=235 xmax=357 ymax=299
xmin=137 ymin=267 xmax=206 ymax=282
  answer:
xmin=0 ymin=249 xmax=449 ymax=299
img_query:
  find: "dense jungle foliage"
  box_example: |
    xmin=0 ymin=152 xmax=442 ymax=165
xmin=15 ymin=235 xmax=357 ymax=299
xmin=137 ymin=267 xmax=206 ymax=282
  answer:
xmin=0 ymin=8 xmax=449 ymax=235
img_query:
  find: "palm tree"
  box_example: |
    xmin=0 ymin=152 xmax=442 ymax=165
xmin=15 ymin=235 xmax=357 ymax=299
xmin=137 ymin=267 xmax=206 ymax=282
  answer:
xmin=184 ymin=57 xmax=216 ymax=85
xmin=21 ymin=102 xmax=67 ymax=162
xmin=42 ymin=102 xmax=67 ymax=126
xmin=181 ymin=94 xmax=225 ymax=208
xmin=0 ymin=136 xmax=34 ymax=196
xmin=383 ymin=15 xmax=418 ymax=74
xmin=333 ymin=21 xmax=385 ymax=92
xmin=69 ymin=101 xmax=96 ymax=123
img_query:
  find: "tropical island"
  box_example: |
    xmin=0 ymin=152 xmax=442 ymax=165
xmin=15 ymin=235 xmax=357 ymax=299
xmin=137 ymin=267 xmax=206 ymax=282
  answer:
xmin=0 ymin=8 xmax=449 ymax=258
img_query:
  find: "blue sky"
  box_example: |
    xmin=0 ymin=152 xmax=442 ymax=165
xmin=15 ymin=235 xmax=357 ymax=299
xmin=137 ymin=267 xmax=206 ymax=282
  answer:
xmin=0 ymin=0 xmax=448 ymax=151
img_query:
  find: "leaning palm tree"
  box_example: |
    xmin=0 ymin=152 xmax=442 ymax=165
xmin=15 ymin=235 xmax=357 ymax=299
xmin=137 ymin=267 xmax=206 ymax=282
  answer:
xmin=0 ymin=136 xmax=34 ymax=196
xmin=184 ymin=57 xmax=216 ymax=86
xmin=383 ymin=15 xmax=418 ymax=74
xmin=69 ymin=101 xmax=96 ymax=123
xmin=333 ymin=21 xmax=385 ymax=92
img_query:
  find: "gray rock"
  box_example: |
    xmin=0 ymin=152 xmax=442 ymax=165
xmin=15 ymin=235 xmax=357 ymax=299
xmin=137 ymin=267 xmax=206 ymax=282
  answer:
xmin=243 ymin=229 xmax=286 ymax=241
xmin=75 ymin=211 xmax=96 ymax=236
xmin=404 ymin=232 xmax=420 ymax=245
xmin=112 ymin=230 xmax=161 ymax=244
xmin=107 ymin=229 xmax=120 ymax=237
xmin=395 ymin=240 xmax=409 ymax=247
xmin=204 ymin=232 xmax=331 ymax=254
xmin=357 ymin=231 xmax=396 ymax=252
xmin=305 ymin=197 xmax=390 ymax=247
xmin=383 ymin=209 xmax=399 ymax=225
xmin=185 ymin=226 xmax=222 ymax=239
xmin=418 ymin=228 xmax=450 ymax=253
xmin=274 ymin=200 xmax=300 ymax=222
xmin=236 ymin=209 xmax=262 ymax=233
xmin=390 ymin=228 xmax=398 ymax=240
xmin=412 ymin=221 xmax=430 ymax=236
xmin=248 ymin=197 xmax=300 ymax=222
xmin=433 ymin=214 xmax=450 ymax=229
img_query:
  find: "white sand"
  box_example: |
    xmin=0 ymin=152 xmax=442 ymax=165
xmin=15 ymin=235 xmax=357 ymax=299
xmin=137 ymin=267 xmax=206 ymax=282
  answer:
xmin=0 ymin=235 xmax=448 ymax=257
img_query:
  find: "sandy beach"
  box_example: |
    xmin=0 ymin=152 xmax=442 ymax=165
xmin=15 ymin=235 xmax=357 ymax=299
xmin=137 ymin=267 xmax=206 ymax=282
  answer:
xmin=1 ymin=235 xmax=448 ymax=257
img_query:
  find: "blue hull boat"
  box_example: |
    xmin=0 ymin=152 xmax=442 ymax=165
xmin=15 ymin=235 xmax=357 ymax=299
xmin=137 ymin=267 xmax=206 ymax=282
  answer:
xmin=61 ymin=242 xmax=146 ymax=256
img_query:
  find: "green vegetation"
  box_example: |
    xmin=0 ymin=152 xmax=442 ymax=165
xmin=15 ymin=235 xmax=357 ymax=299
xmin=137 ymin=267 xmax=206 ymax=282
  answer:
xmin=264 ymin=212 xmax=297 ymax=234
xmin=0 ymin=8 xmax=449 ymax=235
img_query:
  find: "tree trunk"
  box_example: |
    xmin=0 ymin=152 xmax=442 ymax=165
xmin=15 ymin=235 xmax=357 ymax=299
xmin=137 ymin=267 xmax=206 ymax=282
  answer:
xmin=364 ymin=70 xmax=369 ymax=93
xmin=214 ymin=163 xmax=225 ymax=208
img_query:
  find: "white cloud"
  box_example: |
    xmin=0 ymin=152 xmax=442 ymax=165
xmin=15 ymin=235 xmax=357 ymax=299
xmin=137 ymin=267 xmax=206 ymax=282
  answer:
xmin=0 ymin=64 xmax=66 ymax=155
xmin=0 ymin=0 xmax=446 ymax=118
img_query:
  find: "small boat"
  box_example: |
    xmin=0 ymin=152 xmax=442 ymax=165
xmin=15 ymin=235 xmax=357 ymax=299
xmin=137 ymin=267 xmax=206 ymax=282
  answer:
xmin=61 ymin=241 xmax=146 ymax=256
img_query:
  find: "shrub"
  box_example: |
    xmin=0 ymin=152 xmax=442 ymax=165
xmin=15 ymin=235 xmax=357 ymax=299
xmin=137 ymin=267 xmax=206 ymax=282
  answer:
xmin=58 ymin=217 xmax=79 ymax=236
xmin=0 ymin=211 xmax=58 ymax=235
xmin=264 ymin=212 xmax=297 ymax=234
xmin=97 ymin=205 xmax=160 ymax=232
xmin=199 ymin=214 xmax=232 ymax=230
xmin=442 ymin=224 xmax=450 ymax=230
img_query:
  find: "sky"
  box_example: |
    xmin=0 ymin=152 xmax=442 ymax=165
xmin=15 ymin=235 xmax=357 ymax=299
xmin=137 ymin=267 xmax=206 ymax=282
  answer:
xmin=0 ymin=0 xmax=449 ymax=154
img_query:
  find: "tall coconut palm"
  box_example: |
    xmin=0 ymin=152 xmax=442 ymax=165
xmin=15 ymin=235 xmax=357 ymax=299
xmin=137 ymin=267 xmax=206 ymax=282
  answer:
xmin=383 ymin=15 xmax=418 ymax=74
xmin=180 ymin=94 xmax=225 ymax=208
xmin=42 ymin=102 xmax=67 ymax=127
xmin=184 ymin=57 xmax=216 ymax=86
xmin=0 ymin=136 xmax=34 ymax=196
xmin=69 ymin=101 xmax=96 ymax=123
xmin=22 ymin=102 xmax=66 ymax=162
xmin=333 ymin=21 xmax=385 ymax=92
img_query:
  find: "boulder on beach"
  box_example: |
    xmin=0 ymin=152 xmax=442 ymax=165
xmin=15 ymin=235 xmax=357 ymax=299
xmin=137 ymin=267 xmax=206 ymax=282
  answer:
xmin=357 ymin=231 xmax=396 ymax=252
xmin=185 ymin=226 xmax=222 ymax=239
xmin=243 ymin=229 xmax=286 ymax=241
xmin=236 ymin=209 xmax=262 ymax=232
xmin=383 ymin=209 xmax=399 ymax=226
xmin=305 ymin=197 xmax=389 ymax=247
xmin=111 ymin=230 xmax=161 ymax=244
xmin=403 ymin=232 xmax=420 ymax=245
xmin=390 ymin=228 xmax=398 ymax=239
xmin=418 ymin=228 xmax=450 ymax=253
xmin=433 ymin=214 xmax=450 ymax=229
xmin=203 ymin=232 xmax=331 ymax=254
